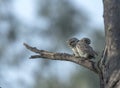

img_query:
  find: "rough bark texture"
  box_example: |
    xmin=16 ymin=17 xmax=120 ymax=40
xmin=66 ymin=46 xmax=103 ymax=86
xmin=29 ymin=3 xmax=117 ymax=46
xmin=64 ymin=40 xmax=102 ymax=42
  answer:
xmin=101 ymin=0 xmax=120 ymax=88
xmin=23 ymin=43 xmax=98 ymax=73
xmin=24 ymin=0 xmax=120 ymax=88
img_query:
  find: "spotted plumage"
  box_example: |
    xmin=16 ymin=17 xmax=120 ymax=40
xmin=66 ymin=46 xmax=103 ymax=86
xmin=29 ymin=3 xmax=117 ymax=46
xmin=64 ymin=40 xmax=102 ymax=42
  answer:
xmin=67 ymin=38 xmax=79 ymax=57
xmin=76 ymin=38 xmax=98 ymax=59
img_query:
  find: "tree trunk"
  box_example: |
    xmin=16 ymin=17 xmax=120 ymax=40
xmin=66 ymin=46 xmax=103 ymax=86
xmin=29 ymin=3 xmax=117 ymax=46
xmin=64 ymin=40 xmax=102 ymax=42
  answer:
xmin=24 ymin=0 xmax=120 ymax=88
xmin=101 ymin=0 xmax=120 ymax=88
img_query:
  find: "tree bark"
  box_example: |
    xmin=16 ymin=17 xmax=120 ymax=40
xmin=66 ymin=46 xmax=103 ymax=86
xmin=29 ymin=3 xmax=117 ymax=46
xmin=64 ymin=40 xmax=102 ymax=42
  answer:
xmin=101 ymin=0 xmax=120 ymax=88
xmin=24 ymin=0 xmax=120 ymax=88
xmin=23 ymin=43 xmax=98 ymax=73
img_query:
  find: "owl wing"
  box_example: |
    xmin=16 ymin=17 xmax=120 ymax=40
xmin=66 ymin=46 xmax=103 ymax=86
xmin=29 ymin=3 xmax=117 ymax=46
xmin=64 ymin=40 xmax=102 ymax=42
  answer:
xmin=86 ymin=46 xmax=98 ymax=59
xmin=86 ymin=45 xmax=97 ymax=56
xmin=76 ymin=42 xmax=97 ymax=58
xmin=76 ymin=43 xmax=88 ymax=57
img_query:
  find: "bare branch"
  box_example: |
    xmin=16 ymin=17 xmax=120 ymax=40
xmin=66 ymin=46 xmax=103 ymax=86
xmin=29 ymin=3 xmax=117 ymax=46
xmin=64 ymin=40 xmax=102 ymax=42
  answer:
xmin=23 ymin=43 xmax=98 ymax=73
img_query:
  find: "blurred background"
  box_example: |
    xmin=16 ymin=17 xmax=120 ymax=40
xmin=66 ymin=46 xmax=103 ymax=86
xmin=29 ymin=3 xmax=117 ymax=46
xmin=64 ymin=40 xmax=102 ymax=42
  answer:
xmin=0 ymin=0 xmax=105 ymax=88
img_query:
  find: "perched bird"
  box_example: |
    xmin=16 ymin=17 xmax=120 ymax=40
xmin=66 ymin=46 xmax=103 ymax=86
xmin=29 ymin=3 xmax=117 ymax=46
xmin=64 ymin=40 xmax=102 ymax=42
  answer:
xmin=67 ymin=38 xmax=79 ymax=57
xmin=80 ymin=38 xmax=91 ymax=45
xmin=76 ymin=38 xmax=98 ymax=59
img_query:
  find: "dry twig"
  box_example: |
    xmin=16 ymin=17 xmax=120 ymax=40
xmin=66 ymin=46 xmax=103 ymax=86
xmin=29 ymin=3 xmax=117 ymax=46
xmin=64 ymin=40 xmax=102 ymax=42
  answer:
xmin=23 ymin=43 xmax=98 ymax=73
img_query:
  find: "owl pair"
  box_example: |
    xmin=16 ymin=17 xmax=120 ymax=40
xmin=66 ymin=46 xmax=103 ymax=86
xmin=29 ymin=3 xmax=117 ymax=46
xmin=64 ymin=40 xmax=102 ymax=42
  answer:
xmin=67 ymin=38 xmax=98 ymax=59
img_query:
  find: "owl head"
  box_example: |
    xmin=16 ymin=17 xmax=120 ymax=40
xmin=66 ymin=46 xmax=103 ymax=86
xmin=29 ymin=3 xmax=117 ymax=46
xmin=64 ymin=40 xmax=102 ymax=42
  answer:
xmin=80 ymin=38 xmax=91 ymax=44
xmin=67 ymin=38 xmax=79 ymax=48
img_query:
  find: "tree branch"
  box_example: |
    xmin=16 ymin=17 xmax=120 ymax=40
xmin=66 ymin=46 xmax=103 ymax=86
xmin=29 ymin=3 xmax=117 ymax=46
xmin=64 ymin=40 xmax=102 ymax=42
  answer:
xmin=23 ymin=43 xmax=98 ymax=73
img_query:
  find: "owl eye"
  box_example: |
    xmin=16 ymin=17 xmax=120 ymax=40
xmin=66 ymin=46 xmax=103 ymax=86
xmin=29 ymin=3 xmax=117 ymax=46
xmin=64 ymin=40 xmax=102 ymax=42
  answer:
xmin=70 ymin=41 xmax=74 ymax=44
xmin=68 ymin=38 xmax=78 ymax=46
xmin=69 ymin=41 xmax=76 ymax=46
xmin=84 ymin=39 xmax=91 ymax=44
xmin=87 ymin=40 xmax=91 ymax=44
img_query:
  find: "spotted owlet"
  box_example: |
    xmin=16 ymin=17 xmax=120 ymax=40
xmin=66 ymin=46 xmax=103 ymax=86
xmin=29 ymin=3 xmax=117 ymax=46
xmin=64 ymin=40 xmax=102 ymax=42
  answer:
xmin=67 ymin=38 xmax=79 ymax=57
xmin=76 ymin=38 xmax=98 ymax=59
